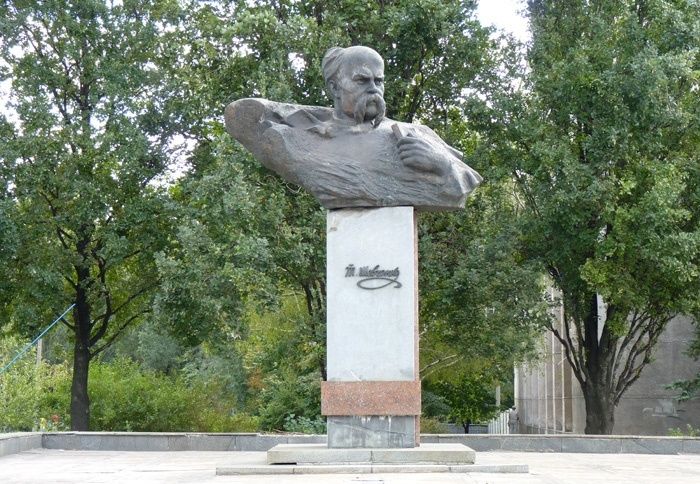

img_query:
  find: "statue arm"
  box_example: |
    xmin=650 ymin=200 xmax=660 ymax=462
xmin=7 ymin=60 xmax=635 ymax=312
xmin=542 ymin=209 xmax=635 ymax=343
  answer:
xmin=224 ymin=98 xmax=308 ymax=186
xmin=224 ymin=98 xmax=272 ymax=155
xmin=395 ymin=124 xmax=482 ymax=201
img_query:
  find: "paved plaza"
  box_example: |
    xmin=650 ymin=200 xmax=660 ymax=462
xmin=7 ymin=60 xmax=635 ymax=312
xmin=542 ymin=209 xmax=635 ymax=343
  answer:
xmin=2 ymin=449 xmax=700 ymax=483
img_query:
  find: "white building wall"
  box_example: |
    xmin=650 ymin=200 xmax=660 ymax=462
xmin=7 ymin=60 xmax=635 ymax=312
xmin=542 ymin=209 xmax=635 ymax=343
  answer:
xmin=516 ymin=309 xmax=700 ymax=435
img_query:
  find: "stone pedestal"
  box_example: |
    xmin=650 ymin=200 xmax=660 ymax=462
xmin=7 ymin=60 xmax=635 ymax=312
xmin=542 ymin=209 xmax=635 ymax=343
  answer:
xmin=323 ymin=207 xmax=419 ymax=448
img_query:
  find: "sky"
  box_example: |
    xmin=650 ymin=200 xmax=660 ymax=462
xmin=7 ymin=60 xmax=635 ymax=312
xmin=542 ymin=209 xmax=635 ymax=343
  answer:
xmin=476 ymin=0 xmax=530 ymax=42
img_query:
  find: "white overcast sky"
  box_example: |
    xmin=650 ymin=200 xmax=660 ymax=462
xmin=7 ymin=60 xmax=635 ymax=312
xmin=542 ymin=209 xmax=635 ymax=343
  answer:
xmin=477 ymin=0 xmax=530 ymax=42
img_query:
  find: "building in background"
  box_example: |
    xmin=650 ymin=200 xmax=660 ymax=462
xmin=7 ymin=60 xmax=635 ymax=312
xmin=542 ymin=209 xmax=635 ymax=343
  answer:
xmin=514 ymin=293 xmax=700 ymax=435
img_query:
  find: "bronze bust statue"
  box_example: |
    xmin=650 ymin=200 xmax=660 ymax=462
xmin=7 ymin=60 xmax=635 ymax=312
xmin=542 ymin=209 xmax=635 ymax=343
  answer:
xmin=225 ymin=46 xmax=481 ymax=211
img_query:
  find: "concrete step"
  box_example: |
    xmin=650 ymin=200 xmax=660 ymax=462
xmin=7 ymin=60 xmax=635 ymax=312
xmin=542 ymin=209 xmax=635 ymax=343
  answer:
xmin=266 ymin=443 xmax=476 ymax=465
xmin=216 ymin=463 xmax=529 ymax=475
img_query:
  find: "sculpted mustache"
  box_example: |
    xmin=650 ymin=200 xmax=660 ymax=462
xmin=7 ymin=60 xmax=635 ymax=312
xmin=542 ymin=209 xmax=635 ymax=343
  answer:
xmin=353 ymin=94 xmax=386 ymax=127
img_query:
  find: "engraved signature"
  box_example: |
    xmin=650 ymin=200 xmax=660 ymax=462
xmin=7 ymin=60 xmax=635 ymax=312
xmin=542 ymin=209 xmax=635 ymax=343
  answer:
xmin=344 ymin=264 xmax=402 ymax=290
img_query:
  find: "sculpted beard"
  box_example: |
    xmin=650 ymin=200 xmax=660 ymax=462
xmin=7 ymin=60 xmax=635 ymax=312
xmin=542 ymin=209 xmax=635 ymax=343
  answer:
xmin=353 ymin=93 xmax=386 ymax=127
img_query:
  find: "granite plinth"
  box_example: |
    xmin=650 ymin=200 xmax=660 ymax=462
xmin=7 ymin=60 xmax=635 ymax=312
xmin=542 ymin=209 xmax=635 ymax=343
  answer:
xmin=326 ymin=207 xmax=417 ymax=382
xmin=321 ymin=380 xmax=421 ymax=415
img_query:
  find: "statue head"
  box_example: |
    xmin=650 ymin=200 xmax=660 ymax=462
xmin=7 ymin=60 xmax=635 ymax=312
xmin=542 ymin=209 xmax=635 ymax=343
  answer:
xmin=322 ymin=46 xmax=386 ymax=127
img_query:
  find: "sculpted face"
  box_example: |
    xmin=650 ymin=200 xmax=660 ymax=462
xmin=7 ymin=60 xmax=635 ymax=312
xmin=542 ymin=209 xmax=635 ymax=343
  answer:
xmin=329 ymin=47 xmax=386 ymax=126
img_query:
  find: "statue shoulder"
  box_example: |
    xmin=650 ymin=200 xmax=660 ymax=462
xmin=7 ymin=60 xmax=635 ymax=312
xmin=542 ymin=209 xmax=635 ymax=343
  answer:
xmin=224 ymin=98 xmax=290 ymax=132
xmin=225 ymin=98 xmax=336 ymax=143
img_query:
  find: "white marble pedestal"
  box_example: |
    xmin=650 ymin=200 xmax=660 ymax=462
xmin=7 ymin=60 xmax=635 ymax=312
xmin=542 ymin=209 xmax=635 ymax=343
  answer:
xmin=322 ymin=207 xmax=420 ymax=448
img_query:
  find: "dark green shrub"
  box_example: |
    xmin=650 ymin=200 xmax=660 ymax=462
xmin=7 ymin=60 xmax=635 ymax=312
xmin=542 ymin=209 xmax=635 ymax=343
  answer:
xmin=420 ymin=417 xmax=449 ymax=434
xmin=0 ymin=337 xmax=71 ymax=432
xmin=2 ymin=337 xmax=259 ymax=432
xmin=88 ymin=357 xmax=259 ymax=432
xmin=257 ymin=371 xmax=322 ymax=431
xmin=283 ymin=414 xmax=326 ymax=434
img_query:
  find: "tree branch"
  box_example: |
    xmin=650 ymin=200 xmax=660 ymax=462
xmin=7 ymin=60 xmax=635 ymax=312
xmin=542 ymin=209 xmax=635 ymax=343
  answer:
xmin=90 ymin=283 xmax=154 ymax=346
xmin=88 ymin=256 xmax=111 ymax=346
xmin=420 ymin=354 xmax=461 ymax=380
xmin=63 ymin=275 xmax=78 ymax=290
xmin=613 ymin=315 xmax=668 ymax=402
xmin=60 ymin=316 xmax=75 ymax=331
xmin=548 ymin=317 xmax=585 ymax=388
xmin=90 ymin=309 xmax=151 ymax=358
xmin=611 ymin=309 xmax=646 ymax=386
xmin=38 ymin=190 xmax=74 ymax=250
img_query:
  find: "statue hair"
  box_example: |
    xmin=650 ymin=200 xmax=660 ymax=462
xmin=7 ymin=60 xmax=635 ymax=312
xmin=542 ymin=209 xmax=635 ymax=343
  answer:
xmin=321 ymin=47 xmax=345 ymax=88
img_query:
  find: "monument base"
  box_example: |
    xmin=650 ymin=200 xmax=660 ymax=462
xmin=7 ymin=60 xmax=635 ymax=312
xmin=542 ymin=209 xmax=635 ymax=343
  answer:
xmin=214 ymin=443 xmax=530 ymax=475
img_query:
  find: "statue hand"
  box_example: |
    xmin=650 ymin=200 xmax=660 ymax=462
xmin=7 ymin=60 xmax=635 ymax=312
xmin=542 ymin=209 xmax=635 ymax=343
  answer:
xmin=397 ymin=134 xmax=449 ymax=176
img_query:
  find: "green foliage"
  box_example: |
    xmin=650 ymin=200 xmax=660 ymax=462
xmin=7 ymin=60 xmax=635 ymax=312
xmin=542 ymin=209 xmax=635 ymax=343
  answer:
xmin=153 ymin=140 xmax=321 ymax=346
xmin=178 ymin=343 xmax=250 ymax=411
xmin=422 ymin=389 xmax=452 ymax=419
xmin=668 ymin=424 xmax=700 ymax=437
xmin=0 ymin=198 xmax=18 ymax=298
xmin=257 ymin=371 xmax=322 ymax=431
xmin=0 ymin=337 xmax=71 ymax=432
xmin=240 ymin=298 xmax=324 ymax=430
xmin=88 ymin=357 xmax=257 ymax=432
xmin=524 ymin=0 xmax=700 ymax=322
xmin=670 ymin=373 xmax=700 ymax=402
xmin=420 ymin=417 xmax=450 ymax=434
xmin=0 ymin=336 xmax=259 ymax=432
xmin=0 ymin=0 xmax=560 ymax=432
xmin=0 ymin=0 xmax=184 ymax=428
xmin=283 ymin=414 xmax=327 ymax=434
xmin=105 ymin=320 xmax=185 ymax=375
xmin=426 ymin=369 xmax=501 ymax=432
xmin=418 ymin=185 xmax=549 ymax=382
xmin=87 ymin=355 xmax=258 ymax=432
xmin=673 ymin=319 xmax=700 ymax=401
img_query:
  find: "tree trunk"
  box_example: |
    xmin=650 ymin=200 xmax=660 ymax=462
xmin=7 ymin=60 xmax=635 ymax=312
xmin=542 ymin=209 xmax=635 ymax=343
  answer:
xmin=580 ymin=293 xmax=616 ymax=434
xmin=70 ymin=250 xmax=93 ymax=431
xmin=70 ymin=339 xmax=90 ymax=430
xmin=583 ymin=382 xmax=615 ymax=434
xmin=302 ymin=280 xmax=327 ymax=380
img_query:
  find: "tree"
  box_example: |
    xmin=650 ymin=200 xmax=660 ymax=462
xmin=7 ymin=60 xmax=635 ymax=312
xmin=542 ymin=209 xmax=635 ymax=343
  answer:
xmin=417 ymin=181 xmax=549 ymax=383
xmin=0 ymin=0 xmax=182 ymax=430
xmin=472 ymin=0 xmax=700 ymax=433
xmin=428 ymin=369 xmax=501 ymax=433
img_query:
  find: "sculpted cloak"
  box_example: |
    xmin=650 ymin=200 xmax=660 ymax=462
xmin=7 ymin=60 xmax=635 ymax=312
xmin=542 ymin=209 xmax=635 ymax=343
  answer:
xmin=224 ymin=98 xmax=482 ymax=211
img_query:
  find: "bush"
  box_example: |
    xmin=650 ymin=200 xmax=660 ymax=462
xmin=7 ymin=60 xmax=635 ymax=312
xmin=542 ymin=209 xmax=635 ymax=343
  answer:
xmin=0 ymin=337 xmax=71 ymax=432
xmin=88 ymin=357 xmax=259 ymax=432
xmin=668 ymin=424 xmax=700 ymax=437
xmin=283 ymin=414 xmax=326 ymax=434
xmin=257 ymin=371 xmax=322 ymax=431
xmin=420 ymin=417 xmax=449 ymax=434
xmin=1 ymin=338 xmax=258 ymax=433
